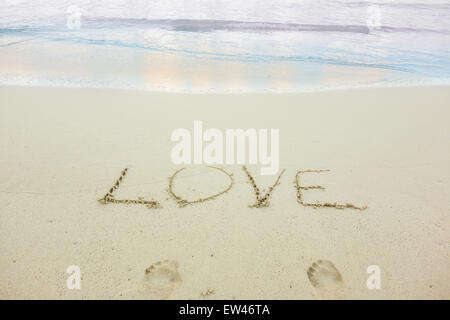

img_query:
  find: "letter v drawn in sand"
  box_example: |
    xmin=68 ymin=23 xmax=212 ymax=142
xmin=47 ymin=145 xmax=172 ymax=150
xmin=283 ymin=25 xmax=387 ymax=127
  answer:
xmin=243 ymin=166 xmax=285 ymax=208
xmin=307 ymin=260 xmax=345 ymax=299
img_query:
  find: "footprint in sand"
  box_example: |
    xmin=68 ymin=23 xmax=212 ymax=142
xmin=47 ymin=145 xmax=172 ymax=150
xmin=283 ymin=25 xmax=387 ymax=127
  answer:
xmin=119 ymin=260 xmax=182 ymax=300
xmin=143 ymin=260 xmax=182 ymax=299
xmin=307 ymin=260 xmax=345 ymax=299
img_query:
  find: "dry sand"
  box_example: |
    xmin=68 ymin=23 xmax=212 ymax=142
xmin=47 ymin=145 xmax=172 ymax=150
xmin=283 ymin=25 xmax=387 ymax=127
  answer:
xmin=0 ymin=85 xmax=449 ymax=299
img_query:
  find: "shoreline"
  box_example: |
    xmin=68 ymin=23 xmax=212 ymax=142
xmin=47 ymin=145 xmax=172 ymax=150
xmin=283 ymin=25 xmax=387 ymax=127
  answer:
xmin=1 ymin=81 xmax=449 ymax=95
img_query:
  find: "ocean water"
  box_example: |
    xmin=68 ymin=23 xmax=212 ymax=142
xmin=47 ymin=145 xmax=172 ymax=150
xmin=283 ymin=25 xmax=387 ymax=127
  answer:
xmin=1 ymin=0 xmax=450 ymax=92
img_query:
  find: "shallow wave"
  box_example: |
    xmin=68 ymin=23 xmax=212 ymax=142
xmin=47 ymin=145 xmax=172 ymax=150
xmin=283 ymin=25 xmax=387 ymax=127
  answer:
xmin=2 ymin=20 xmax=448 ymax=75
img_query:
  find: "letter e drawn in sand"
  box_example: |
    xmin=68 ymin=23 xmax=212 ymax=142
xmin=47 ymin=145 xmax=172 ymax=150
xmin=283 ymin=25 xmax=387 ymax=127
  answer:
xmin=295 ymin=169 xmax=367 ymax=210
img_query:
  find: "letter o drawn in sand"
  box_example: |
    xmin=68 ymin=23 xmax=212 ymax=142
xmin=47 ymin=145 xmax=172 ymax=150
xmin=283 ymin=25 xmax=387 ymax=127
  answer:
xmin=167 ymin=166 xmax=234 ymax=207
xmin=307 ymin=260 xmax=345 ymax=300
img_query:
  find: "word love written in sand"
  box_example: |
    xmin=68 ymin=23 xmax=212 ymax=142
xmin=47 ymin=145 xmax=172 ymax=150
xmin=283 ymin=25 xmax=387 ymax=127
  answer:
xmin=98 ymin=167 xmax=367 ymax=210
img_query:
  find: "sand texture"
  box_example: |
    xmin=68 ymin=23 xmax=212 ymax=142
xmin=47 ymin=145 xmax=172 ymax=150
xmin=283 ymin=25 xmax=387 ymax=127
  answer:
xmin=0 ymin=85 xmax=449 ymax=299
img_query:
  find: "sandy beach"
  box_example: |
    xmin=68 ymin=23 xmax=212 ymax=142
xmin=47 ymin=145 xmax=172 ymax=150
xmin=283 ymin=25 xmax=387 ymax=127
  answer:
xmin=0 ymin=85 xmax=449 ymax=299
